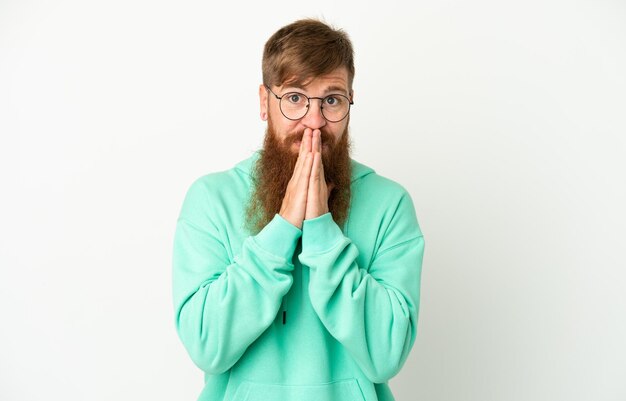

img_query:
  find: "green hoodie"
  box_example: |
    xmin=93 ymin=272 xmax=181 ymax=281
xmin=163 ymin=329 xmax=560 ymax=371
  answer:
xmin=172 ymin=151 xmax=425 ymax=401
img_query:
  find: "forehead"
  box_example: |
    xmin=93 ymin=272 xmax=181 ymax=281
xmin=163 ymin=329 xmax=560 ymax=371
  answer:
xmin=280 ymin=67 xmax=350 ymax=93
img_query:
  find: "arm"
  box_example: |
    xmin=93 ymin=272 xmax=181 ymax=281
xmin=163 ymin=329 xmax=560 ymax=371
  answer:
xmin=172 ymin=179 xmax=300 ymax=374
xmin=298 ymin=191 xmax=425 ymax=383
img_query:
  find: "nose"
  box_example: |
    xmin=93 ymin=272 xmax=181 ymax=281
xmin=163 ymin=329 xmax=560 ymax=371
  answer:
xmin=301 ymin=99 xmax=327 ymax=130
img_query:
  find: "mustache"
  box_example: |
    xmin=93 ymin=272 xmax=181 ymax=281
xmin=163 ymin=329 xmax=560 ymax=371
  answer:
xmin=283 ymin=129 xmax=335 ymax=148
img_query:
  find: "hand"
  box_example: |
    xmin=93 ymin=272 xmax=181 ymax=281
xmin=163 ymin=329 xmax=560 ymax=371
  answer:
xmin=305 ymin=129 xmax=334 ymax=220
xmin=279 ymin=129 xmax=313 ymax=229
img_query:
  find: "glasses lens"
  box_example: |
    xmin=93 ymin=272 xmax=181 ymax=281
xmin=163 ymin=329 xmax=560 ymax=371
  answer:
xmin=279 ymin=92 xmax=309 ymax=120
xmin=321 ymin=94 xmax=351 ymax=122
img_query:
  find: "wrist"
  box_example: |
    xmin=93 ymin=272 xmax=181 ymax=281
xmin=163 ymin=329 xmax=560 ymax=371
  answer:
xmin=279 ymin=211 xmax=303 ymax=229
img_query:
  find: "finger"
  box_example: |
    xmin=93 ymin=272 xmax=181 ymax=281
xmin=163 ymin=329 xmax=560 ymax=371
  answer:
xmin=294 ymin=141 xmax=312 ymax=182
xmin=303 ymin=128 xmax=313 ymax=153
xmin=319 ymin=150 xmax=327 ymax=185
xmin=318 ymin=156 xmax=333 ymax=206
xmin=298 ymin=152 xmax=313 ymax=195
xmin=292 ymin=129 xmax=312 ymax=182
xmin=313 ymin=129 xmax=321 ymax=152
xmin=309 ymin=151 xmax=321 ymax=188
xmin=300 ymin=128 xmax=311 ymax=155
xmin=311 ymin=129 xmax=320 ymax=154
xmin=289 ymin=157 xmax=303 ymax=192
xmin=308 ymin=152 xmax=323 ymax=212
xmin=286 ymin=151 xmax=312 ymax=212
xmin=294 ymin=131 xmax=308 ymax=170
xmin=293 ymin=146 xmax=306 ymax=181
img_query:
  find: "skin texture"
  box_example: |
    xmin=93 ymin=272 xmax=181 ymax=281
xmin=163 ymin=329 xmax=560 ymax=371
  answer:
xmin=258 ymin=67 xmax=352 ymax=229
xmin=279 ymin=128 xmax=331 ymax=229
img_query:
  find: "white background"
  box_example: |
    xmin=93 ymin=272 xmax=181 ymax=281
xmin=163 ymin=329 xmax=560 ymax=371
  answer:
xmin=1 ymin=0 xmax=625 ymax=400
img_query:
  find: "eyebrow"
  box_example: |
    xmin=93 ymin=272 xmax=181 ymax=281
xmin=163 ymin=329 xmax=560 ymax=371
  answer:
xmin=324 ymin=85 xmax=349 ymax=95
xmin=282 ymin=84 xmax=349 ymax=96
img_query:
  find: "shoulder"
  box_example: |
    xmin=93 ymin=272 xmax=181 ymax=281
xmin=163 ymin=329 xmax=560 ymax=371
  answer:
xmin=185 ymin=152 xmax=258 ymax=197
xmin=180 ymin=170 xmax=234 ymax=208
xmin=351 ymin=159 xmax=411 ymax=202
xmin=187 ymin=169 xmax=237 ymax=192
xmin=177 ymin=156 xmax=254 ymax=221
xmin=349 ymin=160 xmax=422 ymax=228
xmin=347 ymin=160 xmax=424 ymax=244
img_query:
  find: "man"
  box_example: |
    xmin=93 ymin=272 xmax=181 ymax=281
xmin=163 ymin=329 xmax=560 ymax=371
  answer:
xmin=172 ymin=19 xmax=425 ymax=401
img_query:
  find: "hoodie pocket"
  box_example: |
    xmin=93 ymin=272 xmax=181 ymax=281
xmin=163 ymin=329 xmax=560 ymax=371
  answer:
xmin=231 ymin=378 xmax=366 ymax=401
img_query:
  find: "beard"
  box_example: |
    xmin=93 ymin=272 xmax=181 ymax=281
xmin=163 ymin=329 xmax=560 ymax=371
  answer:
xmin=245 ymin=115 xmax=353 ymax=235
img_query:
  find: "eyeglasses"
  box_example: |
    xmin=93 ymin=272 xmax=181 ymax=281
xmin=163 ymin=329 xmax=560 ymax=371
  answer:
xmin=265 ymin=85 xmax=353 ymax=123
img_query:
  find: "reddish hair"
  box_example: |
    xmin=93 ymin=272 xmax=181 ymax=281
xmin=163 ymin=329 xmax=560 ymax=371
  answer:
xmin=262 ymin=19 xmax=355 ymax=89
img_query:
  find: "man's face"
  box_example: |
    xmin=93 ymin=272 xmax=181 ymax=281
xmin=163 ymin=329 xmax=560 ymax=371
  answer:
xmin=259 ymin=67 xmax=352 ymax=154
xmin=246 ymin=67 xmax=354 ymax=234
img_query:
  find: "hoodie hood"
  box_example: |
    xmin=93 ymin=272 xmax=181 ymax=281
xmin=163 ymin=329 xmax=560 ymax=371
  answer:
xmin=234 ymin=150 xmax=375 ymax=183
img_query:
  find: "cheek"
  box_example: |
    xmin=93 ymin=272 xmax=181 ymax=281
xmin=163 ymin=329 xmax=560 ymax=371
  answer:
xmin=274 ymin=119 xmax=304 ymax=140
xmin=329 ymin=123 xmax=347 ymax=143
xmin=284 ymin=122 xmax=303 ymax=138
xmin=270 ymin=115 xmax=299 ymax=137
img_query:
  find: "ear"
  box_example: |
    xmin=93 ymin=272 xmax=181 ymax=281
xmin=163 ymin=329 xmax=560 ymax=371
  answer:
xmin=259 ymin=84 xmax=268 ymax=121
xmin=349 ymin=88 xmax=355 ymax=103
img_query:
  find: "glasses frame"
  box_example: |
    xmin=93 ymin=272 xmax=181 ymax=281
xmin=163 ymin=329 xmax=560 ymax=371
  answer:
xmin=265 ymin=85 xmax=354 ymax=123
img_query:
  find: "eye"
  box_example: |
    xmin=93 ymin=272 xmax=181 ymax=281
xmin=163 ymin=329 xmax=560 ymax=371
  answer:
xmin=286 ymin=93 xmax=303 ymax=104
xmin=325 ymin=96 xmax=342 ymax=106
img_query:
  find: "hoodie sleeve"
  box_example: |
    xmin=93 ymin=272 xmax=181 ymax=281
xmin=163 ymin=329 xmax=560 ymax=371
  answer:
xmin=298 ymin=190 xmax=424 ymax=383
xmin=172 ymin=178 xmax=301 ymax=374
